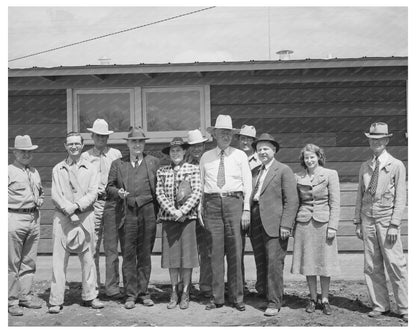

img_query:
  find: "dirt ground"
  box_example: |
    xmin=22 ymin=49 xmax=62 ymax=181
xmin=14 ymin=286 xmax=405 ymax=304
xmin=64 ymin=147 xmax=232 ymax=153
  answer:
xmin=9 ymin=279 xmax=407 ymax=327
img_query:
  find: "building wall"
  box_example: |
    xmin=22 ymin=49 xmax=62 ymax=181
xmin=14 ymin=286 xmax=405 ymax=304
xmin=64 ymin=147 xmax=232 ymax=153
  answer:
xmin=8 ymin=73 xmax=408 ymax=254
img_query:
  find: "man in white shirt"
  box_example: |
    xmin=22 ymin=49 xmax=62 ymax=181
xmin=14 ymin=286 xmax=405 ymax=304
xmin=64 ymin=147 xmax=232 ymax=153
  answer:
xmin=81 ymin=119 xmax=122 ymax=298
xmin=200 ymin=115 xmax=252 ymax=311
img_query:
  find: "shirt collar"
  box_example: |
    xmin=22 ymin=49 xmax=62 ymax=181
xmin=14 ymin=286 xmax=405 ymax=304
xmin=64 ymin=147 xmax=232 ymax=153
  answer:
xmin=248 ymin=152 xmax=259 ymax=162
xmin=64 ymin=157 xmax=88 ymax=169
xmin=262 ymin=158 xmax=274 ymax=171
xmin=215 ymin=146 xmax=231 ymax=156
xmin=372 ymin=150 xmax=388 ymax=167
xmin=92 ymin=146 xmax=109 ymax=156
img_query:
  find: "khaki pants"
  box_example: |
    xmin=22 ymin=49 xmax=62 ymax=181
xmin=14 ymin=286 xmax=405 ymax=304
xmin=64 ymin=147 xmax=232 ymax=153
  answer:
xmin=92 ymin=199 xmax=105 ymax=285
xmin=361 ymin=214 xmax=408 ymax=315
xmin=49 ymin=211 xmax=98 ymax=306
xmin=8 ymin=211 xmax=40 ymax=306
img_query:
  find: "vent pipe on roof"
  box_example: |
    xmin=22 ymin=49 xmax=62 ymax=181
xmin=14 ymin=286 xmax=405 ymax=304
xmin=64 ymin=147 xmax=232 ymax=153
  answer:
xmin=276 ymin=50 xmax=293 ymax=60
xmin=98 ymin=57 xmax=111 ymax=65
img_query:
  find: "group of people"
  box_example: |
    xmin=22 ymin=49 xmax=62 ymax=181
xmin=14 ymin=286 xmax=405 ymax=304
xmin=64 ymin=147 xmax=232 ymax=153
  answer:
xmin=8 ymin=115 xmax=407 ymax=322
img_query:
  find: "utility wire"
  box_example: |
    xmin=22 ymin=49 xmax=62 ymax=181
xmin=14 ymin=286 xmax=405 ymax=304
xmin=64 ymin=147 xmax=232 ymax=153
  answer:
xmin=9 ymin=6 xmax=216 ymax=63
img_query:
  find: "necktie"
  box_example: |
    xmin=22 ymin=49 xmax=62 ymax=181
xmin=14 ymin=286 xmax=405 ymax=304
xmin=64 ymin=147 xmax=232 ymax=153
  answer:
xmin=253 ymin=165 xmax=265 ymax=197
xmin=134 ymin=160 xmax=138 ymax=168
xmin=217 ymin=150 xmax=225 ymax=188
xmin=368 ymin=157 xmax=380 ymax=196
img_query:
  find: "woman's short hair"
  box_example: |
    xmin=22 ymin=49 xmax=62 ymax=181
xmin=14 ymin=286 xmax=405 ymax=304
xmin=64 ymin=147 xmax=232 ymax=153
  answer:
xmin=299 ymin=143 xmax=326 ymax=169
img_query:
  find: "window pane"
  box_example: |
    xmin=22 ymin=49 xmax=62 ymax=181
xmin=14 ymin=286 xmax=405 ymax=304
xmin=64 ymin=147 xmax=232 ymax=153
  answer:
xmin=145 ymin=90 xmax=201 ymax=132
xmin=78 ymin=93 xmax=130 ymax=132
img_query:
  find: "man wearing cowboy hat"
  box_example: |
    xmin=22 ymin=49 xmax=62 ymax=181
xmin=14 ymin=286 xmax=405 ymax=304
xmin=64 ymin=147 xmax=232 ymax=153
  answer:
xmin=81 ymin=119 xmax=122 ymax=297
xmin=354 ymin=122 xmax=408 ymax=322
xmin=199 ymin=115 xmax=252 ymax=311
xmin=236 ymin=124 xmax=261 ymax=295
xmin=107 ymin=126 xmax=160 ymax=309
xmin=49 ymin=132 xmax=104 ymax=313
xmin=250 ymin=133 xmax=298 ymax=316
xmin=8 ymin=135 xmax=44 ymax=316
xmin=185 ymin=129 xmax=212 ymax=297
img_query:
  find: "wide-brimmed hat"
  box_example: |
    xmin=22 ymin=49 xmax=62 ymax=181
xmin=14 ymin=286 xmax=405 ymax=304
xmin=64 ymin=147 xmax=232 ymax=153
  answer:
xmin=206 ymin=115 xmax=239 ymax=134
xmin=252 ymin=133 xmax=280 ymax=152
xmin=87 ymin=119 xmax=114 ymax=135
xmin=123 ymin=126 xmax=150 ymax=140
xmin=61 ymin=223 xmax=91 ymax=254
xmin=365 ymin=122 xmax=393 ymax=139
xmin=236 ymin=125 xmax=257 ymax=139
xmin=162 ymin=137 xmax=190 ymax=155
xmin=9 ymin=135 xmax=38 ymax=150
xmin=186 ymin=129 xmax=208 ymax=145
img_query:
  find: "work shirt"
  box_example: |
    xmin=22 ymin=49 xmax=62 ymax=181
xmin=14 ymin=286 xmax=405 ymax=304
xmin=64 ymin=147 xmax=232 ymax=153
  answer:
xmin=252 ymin=158 xmax=274 ymax=202
xmin=354 ymin=150 xmax=407 ymax=227
xmin=8 ymin=162 xmax=44 ymax=209
xmin=81 ymin=147 xmax=121 ymax=194
xmin=248 ymin=152 xmax=262 ymax=170
xmin=200 ymin=146 xmax=252 ymax=211
xmin=51 ymin=157 xmax=99 ymax=213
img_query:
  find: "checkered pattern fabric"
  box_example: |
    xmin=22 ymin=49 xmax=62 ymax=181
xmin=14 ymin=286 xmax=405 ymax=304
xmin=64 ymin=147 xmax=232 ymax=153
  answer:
xmin=368 ymin=158 xmax=380 ymax=196
xmin=156 ymin=163 xmax=202 ymax=221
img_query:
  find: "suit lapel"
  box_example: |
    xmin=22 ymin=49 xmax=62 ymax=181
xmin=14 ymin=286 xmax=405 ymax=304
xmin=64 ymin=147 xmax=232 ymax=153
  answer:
xmin=260 ymin=159 xmax=278 ymax=195
xmin=120 ymin=157 xmax=130 ymax=189
xmin=143 ymin=155 xmax=156 ymax=196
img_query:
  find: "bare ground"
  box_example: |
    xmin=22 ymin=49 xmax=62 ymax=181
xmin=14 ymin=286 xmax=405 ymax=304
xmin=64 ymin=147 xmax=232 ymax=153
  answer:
xmin=8 ymin=280 xmax=407 ymax=327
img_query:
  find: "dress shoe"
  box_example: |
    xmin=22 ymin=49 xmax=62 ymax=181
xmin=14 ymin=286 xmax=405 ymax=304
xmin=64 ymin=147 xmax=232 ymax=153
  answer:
xmin=233 ymin=302 xmax=246 ymax=311
xmin=124 ymin=300 xmax=136 ymax=309
xmin=48 ymin=305 xmax=62 ymax=314
xmin=179 ymin=290 xmax=190 ymax=310
xmin=205 ymin=301 xmax=224 ymax=310
xmin=167 ymin=286 xmax=178 ymax=309
xmin=264 ymin=307 xmax=280 ymax=317
xmin=368 ymin=310 xmax=389 ymax=318
xmin=83 ymin=298 xmax=104 ymax=309
xmin=140 ymin=298 xmax=154 ymax=307
xmin=401 ymin=314 xmax=408 ymax=322
xmin=8 ymin=305 xmax=23 ymax=316
xmin=322 ymin=301 xmax=332 ymax=315
xmin=306 ymin=299 xmax=317 ymax=313
xmin=19 ymin=299 xmax=42 ymax=309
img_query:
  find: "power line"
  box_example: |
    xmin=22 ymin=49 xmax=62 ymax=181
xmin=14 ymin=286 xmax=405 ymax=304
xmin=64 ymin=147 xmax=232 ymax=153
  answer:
xmin=9 ymin=6 xmax=216 ymax=63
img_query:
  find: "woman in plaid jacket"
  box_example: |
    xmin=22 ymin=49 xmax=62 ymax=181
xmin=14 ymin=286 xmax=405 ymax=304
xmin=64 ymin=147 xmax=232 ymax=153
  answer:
xmin=156 ymin=137 xmax=202 ymax=310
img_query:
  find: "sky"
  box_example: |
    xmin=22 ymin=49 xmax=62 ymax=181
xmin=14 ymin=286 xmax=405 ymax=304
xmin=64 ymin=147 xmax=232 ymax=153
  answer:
xmin=7 ymin=5 xmax=409 ymax=68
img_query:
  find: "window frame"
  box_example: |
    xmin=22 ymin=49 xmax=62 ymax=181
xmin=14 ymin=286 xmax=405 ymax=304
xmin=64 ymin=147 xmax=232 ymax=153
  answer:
xmin=68 ymin=85 xmax=210 ymax=144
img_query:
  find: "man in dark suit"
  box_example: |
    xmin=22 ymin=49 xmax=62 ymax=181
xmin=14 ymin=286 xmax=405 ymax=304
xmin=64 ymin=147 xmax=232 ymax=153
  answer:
xmin=250 ymin=133 xmax=298 ymax=317
xmin=107 ymin=127 xmax=160 ymax=310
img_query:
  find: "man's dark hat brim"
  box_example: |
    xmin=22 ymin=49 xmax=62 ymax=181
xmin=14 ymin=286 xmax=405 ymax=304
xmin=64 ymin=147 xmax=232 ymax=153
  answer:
xmin=252 ymin=134 xmax=280 ymax=152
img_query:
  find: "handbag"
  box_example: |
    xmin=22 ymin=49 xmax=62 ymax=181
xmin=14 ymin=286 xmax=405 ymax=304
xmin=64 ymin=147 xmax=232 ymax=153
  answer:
xmin=176 ymin=180 xmax=192 ymax=206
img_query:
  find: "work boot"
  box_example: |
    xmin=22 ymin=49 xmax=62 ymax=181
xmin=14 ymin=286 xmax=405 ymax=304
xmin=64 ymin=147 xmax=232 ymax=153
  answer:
xmin=8 ymin=305 xmax=23 ymax=316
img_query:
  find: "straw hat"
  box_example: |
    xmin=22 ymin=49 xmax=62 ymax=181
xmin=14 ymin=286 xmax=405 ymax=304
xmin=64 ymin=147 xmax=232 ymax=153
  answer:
xmin=365 ymin=122 xmax=393 ymax=139
xmin=9 ymin=135 xmax=38 ymax=150
xmin=61 ymin=224 xmax=91 ymax=254
xmin=236 ymin=125 xmax=257 ymax=139
xmin=206 ymin=115 xmax=239 ymax=134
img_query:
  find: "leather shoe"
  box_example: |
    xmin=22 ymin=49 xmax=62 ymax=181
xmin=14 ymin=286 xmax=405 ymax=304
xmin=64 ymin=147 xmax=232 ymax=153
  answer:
xmin=83 ymin=298 xmax=104 ymax=309
xmin=233 ymin=302 xmax=246 ymax=311
xmin=48 ymin=305 xmax=62 ymax=314
xmin=179 ymin=289 xmax=190 ymax=310
xmin=264 ymin=307 xmax=280 ymax=316
xmin=401 ymin=314 xmax=408 ymax=322
xmin=205 ymin=301 xmax=224 ymax=310
xmin=124 ymin=300 xmax=136 ymax=309
xmin=8 ymin=305 xmax=23 ymax=316
xmin=368 ymin=310 xmax=389 ymax=318
xmin=167 ymin=287 xmax=178 ymax=309
xmin=140 ymin=298 xmax=154 ymax=307
xmin=322 ymin=301 xmax=332 ymax=315
xmin=306 ymin=299 xmax=317 ymax=313
xmin=19 ymin=299 xmax=42 ymax=309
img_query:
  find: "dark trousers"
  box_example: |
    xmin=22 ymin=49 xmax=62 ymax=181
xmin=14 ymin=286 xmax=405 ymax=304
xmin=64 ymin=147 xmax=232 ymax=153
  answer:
xmin=103 ymin=204 xmax=125 ymax=296
xmin=250 ymin=203 xmax=288 ymax=308
xmin=204 ymin=195 xmax=244 ymax=304
xmin=196 ymin=222 xmax=212 ymax=292
xmin=123 ymin=202 xmax=156 ymax=302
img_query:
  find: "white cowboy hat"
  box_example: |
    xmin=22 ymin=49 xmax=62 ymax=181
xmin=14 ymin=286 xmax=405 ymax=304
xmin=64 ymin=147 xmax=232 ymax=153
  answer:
xmin=206 ymin=115 xmax=239 ymax=134
xmin=87 ymin=119 xmax=114 ymax=135
xmin=61 ymin=223 xmax=91 ymax=254
xmin=236 ymin=125 xmax=257 ymax=139
xmin=186 ymin=129 xmax=208 ymax=145
xmin=9 ymin=135 xmax=38 ymax=150
xmin=365 ymin=122 xmax=393 ymax=139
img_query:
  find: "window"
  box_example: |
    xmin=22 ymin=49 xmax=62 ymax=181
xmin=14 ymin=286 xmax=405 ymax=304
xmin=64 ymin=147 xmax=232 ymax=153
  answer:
xmin=69 ymin=86 xmax=210 ymax=143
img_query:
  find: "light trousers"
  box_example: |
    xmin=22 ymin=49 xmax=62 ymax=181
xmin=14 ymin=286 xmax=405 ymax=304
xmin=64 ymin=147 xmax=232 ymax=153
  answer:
xmin=361 ymin=214 xmax=408 ymax=315
xmin=49 ymin=211 xmax=98 ymax=306
xmin=8 ymin=211 xmax=40 ymax=306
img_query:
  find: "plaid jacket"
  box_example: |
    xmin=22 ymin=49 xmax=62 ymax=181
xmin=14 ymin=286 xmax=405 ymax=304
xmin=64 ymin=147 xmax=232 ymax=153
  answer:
xmin=156 ymin=162 xmax=202 ymax=221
